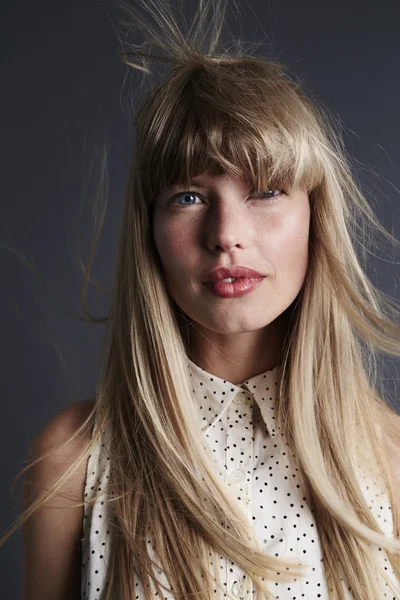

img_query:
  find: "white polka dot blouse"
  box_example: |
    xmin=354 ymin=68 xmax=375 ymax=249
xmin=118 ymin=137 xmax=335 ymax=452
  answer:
xmin=81 ymin=358 xmax=398 ymax=599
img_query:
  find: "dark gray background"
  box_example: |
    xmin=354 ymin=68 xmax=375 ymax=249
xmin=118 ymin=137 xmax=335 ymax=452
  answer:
xmin=1 ymin=0 xmax=400 ymax=596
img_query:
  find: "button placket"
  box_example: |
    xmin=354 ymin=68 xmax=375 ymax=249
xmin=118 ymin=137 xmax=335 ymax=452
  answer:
xmin=225 ymin=391 xmax=253 ymax=600
xmin=246 ymin=394 xmax=254 ymax=600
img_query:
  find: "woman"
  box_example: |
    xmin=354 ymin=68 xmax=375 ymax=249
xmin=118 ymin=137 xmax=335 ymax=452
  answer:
xmin=3 ymin=0 xmax=400 ymax=598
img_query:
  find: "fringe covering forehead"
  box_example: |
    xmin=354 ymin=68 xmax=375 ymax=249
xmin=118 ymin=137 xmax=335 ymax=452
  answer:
xmin=134 ymin=57 xmax=325 ymax=202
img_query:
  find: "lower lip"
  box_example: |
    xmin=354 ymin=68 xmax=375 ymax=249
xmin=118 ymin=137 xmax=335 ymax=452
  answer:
xmin=204 ymin=277 xmax=265 ymax=298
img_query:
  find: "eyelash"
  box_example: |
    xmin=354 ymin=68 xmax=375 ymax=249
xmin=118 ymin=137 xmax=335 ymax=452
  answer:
xmin=169 ymin=188 xmax=286 ymax=207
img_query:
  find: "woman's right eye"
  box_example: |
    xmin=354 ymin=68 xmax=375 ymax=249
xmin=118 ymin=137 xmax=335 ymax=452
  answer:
xmin=172 ymin=192 xmax=202 ymax=206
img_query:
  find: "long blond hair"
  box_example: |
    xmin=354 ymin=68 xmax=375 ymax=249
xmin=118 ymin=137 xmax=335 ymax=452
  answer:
xmin=3 ymin=0 xmax=400 ymax=598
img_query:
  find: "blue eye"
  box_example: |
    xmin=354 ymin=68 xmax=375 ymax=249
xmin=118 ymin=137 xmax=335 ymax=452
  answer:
xmin=251 ymin=189 xmax=285 ymax=201
xmin=174 ymin=192 xmax=201 ymax=206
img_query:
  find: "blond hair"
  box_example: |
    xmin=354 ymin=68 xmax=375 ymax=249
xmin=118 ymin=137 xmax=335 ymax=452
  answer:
xmin=3 ymin=1 xmax=400 ymax=598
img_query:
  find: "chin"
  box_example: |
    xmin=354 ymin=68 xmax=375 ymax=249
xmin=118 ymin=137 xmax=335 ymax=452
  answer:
xmin=192 ymin=312 xmax=280 ymax=335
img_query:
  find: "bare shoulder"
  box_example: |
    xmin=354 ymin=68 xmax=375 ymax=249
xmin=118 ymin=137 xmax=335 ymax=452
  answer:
xmin=23 ymin=399 xmax=96 ymax=600
xmin=24 ymin=397 xmax=97 ymax=510
xmin=31 ymin=398 xmax=95 ymax=453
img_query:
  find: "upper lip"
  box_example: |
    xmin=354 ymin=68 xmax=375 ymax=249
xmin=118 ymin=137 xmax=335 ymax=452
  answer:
xmin=203 ymin=266 xmax=265 ymax=283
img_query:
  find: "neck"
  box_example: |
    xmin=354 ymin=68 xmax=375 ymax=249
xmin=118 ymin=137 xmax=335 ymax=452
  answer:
xmin=187 ymin=309 xmax=290 ymax=385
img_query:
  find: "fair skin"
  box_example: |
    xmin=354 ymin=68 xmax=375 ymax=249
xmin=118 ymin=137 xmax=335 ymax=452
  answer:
xmin=153 ymin=171 xmax=310 ymax=384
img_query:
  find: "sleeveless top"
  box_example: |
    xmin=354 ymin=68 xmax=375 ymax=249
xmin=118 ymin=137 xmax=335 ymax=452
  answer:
xmin=81 ymin=359 xmax=398 ymax=599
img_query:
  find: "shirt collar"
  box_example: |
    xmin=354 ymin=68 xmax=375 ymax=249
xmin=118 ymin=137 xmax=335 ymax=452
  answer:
xmin=186 ymin=357 xmax=282 ymax=438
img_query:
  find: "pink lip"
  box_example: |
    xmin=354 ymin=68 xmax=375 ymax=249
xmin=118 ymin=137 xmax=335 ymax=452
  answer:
xmin=203 ymin=265 xmax=264 ymax=283
xmin=204 ymin=277 xmax=265 ymax=298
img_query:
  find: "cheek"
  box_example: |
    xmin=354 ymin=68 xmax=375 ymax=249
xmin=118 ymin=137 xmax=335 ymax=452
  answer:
xmin=267 ymin=208 xmax=310 ymax=276
xmin=153 ymin=217 xmax=191 ymax=273
xmin=284 ymin=216 xmax=309 ymax=252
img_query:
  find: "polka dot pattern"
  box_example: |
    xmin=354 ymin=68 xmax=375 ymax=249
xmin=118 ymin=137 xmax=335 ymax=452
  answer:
xmin=81 ymin=358 xmax=398 ymax=599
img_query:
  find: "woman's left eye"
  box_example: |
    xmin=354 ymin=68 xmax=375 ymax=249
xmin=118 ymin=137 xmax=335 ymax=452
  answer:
xmin=250 ymin=188 xmax=286 ymax=201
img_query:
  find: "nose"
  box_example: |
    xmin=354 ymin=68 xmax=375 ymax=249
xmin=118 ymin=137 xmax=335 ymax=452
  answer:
xmin=205 ymin=200 xmax=250 ymax=253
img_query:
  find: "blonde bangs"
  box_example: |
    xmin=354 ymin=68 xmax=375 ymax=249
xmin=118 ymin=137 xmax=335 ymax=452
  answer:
xmin=137 ymin=60 xmax=324 ymax=201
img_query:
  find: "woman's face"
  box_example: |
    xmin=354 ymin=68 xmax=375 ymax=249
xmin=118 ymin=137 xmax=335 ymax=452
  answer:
xmin=153 ymin=171 xmax=310 ymax=337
